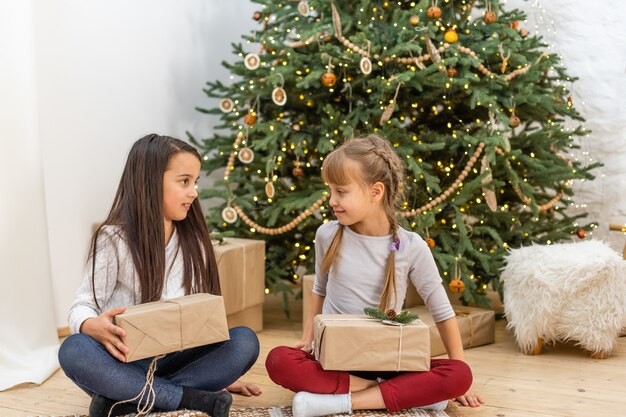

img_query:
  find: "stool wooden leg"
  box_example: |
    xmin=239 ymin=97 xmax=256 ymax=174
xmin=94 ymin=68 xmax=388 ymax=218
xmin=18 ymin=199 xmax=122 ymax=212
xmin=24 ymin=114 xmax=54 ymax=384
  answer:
xmin=522 ymin=338 xmax=543 ymax=355
xmin=589 ymin=350 xmax=609 ymax=359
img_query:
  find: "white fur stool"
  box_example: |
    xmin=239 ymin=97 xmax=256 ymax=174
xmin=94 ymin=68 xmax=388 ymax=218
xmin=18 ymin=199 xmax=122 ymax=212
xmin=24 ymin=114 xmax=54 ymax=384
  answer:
xmin=501 ymin=240 xmax=626 ymax=358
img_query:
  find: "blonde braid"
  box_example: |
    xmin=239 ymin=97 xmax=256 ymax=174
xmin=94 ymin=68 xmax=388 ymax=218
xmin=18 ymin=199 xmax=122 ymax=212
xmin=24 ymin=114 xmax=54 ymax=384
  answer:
xmin=321 ymin=224 xmax=345 ymax=275
xmin=379 ymin=220 xmax=399 ymax=311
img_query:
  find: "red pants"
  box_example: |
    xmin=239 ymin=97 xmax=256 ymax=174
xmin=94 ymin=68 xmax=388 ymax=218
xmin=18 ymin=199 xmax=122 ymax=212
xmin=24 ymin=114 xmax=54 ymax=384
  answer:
xmin=265 ymin=346 xmax=472 ymax=413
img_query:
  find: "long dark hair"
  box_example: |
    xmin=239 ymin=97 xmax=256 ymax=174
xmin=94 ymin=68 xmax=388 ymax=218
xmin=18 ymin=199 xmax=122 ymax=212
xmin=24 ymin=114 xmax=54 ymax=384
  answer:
xmin=90 ymin=134 xmax=220 ymax=307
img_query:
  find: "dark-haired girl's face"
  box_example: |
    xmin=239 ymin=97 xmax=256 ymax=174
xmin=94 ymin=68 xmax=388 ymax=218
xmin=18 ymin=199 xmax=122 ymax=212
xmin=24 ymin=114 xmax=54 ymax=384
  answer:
xmin=163 ymin=152 xmax=200 ymax=226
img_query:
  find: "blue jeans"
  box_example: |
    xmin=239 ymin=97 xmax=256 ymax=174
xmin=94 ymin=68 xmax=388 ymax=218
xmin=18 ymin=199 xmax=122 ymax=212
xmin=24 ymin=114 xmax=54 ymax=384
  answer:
xmin=58 ymin=326 xmax=259 ymax=410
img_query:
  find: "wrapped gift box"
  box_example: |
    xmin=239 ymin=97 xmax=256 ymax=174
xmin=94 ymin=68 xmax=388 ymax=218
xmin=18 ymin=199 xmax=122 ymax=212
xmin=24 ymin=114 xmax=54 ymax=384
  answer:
xmin=114 ymin=293 xmax=230 ymax=362
xmin=302 ymin=275 xmax=495 ymax=357
xmin=406 ymin=305 xmax=495 ymax=357
xmin=213 ymin=238 xmax=265 ymax=332
xmin=314 ymin=314 xmax=430 ymax=372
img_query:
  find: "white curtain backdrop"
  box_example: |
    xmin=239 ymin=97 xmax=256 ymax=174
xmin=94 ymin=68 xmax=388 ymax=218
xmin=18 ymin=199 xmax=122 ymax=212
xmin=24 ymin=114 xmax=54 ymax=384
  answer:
xmin=0 ymin=0 xmax=60 ymax=391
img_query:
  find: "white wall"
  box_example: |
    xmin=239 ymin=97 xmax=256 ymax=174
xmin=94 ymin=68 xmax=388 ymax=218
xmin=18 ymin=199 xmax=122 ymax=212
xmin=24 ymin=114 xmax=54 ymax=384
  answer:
xmin=31 ymin=0 xmax=258 ymax=327
xmin=0 ymin=0 xmax=60 ymax=389
xmin=507 ymin=0 xmax=626 ymax=248
xmin=9 ymin=0 xmax=626 ymax=329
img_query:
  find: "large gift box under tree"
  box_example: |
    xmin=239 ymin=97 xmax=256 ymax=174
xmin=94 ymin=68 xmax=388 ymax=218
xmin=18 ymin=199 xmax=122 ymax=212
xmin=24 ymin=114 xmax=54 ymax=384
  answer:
xmin=303 ymin=274 xmax=495 ymax=357
xmin=314 ymin=314 xmax=430 ymax=371
xmin=114 ymin=293 xmax=230 ymax=362
xmin=213 ymin=238 xmax=265 ymax=332
xmin=406 ymin=306 xmax=495 ymax=356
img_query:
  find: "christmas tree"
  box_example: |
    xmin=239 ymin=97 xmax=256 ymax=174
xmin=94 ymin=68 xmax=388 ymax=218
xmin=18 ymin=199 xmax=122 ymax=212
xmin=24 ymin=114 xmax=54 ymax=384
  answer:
xmin=190 ymin=0 xmax=599 ymax=311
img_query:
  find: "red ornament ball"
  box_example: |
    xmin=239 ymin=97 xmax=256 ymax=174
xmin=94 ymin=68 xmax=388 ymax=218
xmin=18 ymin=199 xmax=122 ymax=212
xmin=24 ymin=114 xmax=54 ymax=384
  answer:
xmin=427 ymin=6 xmax=442 ymax=19
xmin=321 ymin=72 xmax=337 ymax=87
xmin=252 ymin=11 xmax=262 ymax=21
xmin=449 ymin=279 xmax=465 ymax=294
xmin=292 ymin=166 xmax=304 ymax=177
xmin=484 ymin=11 xmax=497 ymax=24
xmin=243 ymin=113 xmax=257 ymax=126
xmin=576 ymin=229 xmax=586 ymax=239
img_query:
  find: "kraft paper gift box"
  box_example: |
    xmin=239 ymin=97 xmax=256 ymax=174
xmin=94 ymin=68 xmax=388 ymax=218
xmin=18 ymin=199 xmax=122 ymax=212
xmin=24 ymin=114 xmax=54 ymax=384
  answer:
xmin=114 ymin=293 xmax=230 ymax=362
xmin=313 ymin=314 xmax=430 ymax=372
xmin=213 ymin=238 xmax=265 ymax=332
xmin=302 ymin=275 xmax=495 ymax=357
xmin=406 ymin=305 xmax=495 ymax=356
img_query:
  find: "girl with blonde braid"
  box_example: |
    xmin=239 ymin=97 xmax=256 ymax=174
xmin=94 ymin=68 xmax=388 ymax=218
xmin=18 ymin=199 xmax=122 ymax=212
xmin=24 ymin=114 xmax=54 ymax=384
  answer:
xmin=265 ymin=135 xmax=483 ymax=416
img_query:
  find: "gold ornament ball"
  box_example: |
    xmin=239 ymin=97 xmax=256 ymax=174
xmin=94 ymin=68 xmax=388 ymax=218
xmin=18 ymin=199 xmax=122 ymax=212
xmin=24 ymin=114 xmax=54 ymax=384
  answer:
xmin=447 ymin=67 xmax=458 ymax=78
xmin=511 ymin=20 xmax=519 ymax=29
xmin=427 ymin=6 xmax=442 ymax=19
xmin=243 ymin=113 xmax=257 ymax=126
xmin=409 ymin=15 xmax=420 ymax=26
xmin=519 ymin=28 xmax=529 ymax=38
xmin=321 ymin=72 xmax=337 ymax=87
xmin=292 ymin=166 xmax=304 ymax=177
xmin=444 ymin=29 xmax=458 ymax=43
xmin=252 ymin=11 xmax=262 ymax=21
xmin=449 ymin=279 xmax=465 ymax=294
xmin=484 ymin=11 xmax=497 ymax=24
xmin=509 ymin=115 xmax=521 ymax=128
xmin=425 ymin=238 xmax=436 ymax=249
xmin=577 ymin=229 xmax=586 ymax=239
xmin=292 ymin=123 xmax=301 ymax=132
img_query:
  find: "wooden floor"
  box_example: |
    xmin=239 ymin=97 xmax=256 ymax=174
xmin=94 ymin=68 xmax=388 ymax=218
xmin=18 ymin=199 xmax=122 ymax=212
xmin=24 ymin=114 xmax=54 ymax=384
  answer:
xmin=2 ymin=294 xmax=625 ymax=417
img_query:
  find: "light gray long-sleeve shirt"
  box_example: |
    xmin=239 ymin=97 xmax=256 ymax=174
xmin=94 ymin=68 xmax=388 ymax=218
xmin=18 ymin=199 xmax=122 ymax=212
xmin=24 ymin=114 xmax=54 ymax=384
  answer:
xmin=313 ymin=220 xmax=455 ymax=323
xmin=67 ymin=226 xmax=187 ymax=334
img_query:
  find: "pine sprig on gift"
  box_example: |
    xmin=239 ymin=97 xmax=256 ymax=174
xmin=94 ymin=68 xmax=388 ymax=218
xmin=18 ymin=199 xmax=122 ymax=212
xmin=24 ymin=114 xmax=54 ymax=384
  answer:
xmin=364 ymin=307 xmax=419 ymax=325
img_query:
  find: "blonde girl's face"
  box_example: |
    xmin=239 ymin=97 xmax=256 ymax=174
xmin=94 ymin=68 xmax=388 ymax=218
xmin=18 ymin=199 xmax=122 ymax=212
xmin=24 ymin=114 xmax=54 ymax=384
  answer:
xmin=328 ymin=179 xmax=373 ymax=226
xmin=163 ymin=152 xmax=201 ymax=224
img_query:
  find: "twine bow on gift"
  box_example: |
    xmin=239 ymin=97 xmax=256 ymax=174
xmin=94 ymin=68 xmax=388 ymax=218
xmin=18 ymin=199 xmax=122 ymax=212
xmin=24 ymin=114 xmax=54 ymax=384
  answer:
xmin=107 ymin=354 xmax=165 ymax=417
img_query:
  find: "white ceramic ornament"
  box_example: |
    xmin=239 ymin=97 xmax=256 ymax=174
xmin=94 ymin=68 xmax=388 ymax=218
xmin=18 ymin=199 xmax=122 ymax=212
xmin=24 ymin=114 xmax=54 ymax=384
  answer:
xmin=272 ymin=87 xmax=287 ymax=106
xmin=219 ymin=98 xmax=234 ymax=113
xmin=244 ymin=53 xmax=260 ymax=70
xmin=238 ymin=147 xmax=255 ymax=164
xmin=360 ymin=57 xmax=372 ymax=75
xmin=298 ymin=0 xmax=309 ymax=16
xmin=222 ymin=206 xmax=238 ymax=224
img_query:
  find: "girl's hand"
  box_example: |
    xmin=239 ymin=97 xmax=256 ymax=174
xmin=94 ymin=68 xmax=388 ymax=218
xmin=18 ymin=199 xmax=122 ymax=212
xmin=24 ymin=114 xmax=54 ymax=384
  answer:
xmin=226 ymin=380 xmax=262 ymax=396
xmin=80 ymin=307 xmax=129 ymax=362
xmin=292 ymin=338 xmax=313 ymax=353
xmin=455 ymin=389 xmax=484 ymax=407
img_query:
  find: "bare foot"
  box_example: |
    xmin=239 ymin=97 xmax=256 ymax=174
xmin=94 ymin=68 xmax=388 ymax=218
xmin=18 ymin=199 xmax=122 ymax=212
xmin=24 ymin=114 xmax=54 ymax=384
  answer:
xmin=349 ymin=375 xmax=378 ymax=392
xmin=226 ymin=380 xmax=262 ymax=396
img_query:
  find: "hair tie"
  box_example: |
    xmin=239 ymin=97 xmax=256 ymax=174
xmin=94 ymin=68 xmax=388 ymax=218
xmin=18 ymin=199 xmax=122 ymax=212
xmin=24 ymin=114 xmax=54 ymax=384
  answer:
xmin=390 ymin=238 xmax=400 ymax=252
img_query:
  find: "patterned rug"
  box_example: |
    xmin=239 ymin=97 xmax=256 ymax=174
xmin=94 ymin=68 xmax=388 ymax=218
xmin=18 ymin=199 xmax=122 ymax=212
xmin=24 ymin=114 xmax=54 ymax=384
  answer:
xmin=55 ymin=403 xmax=465 ymax=417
